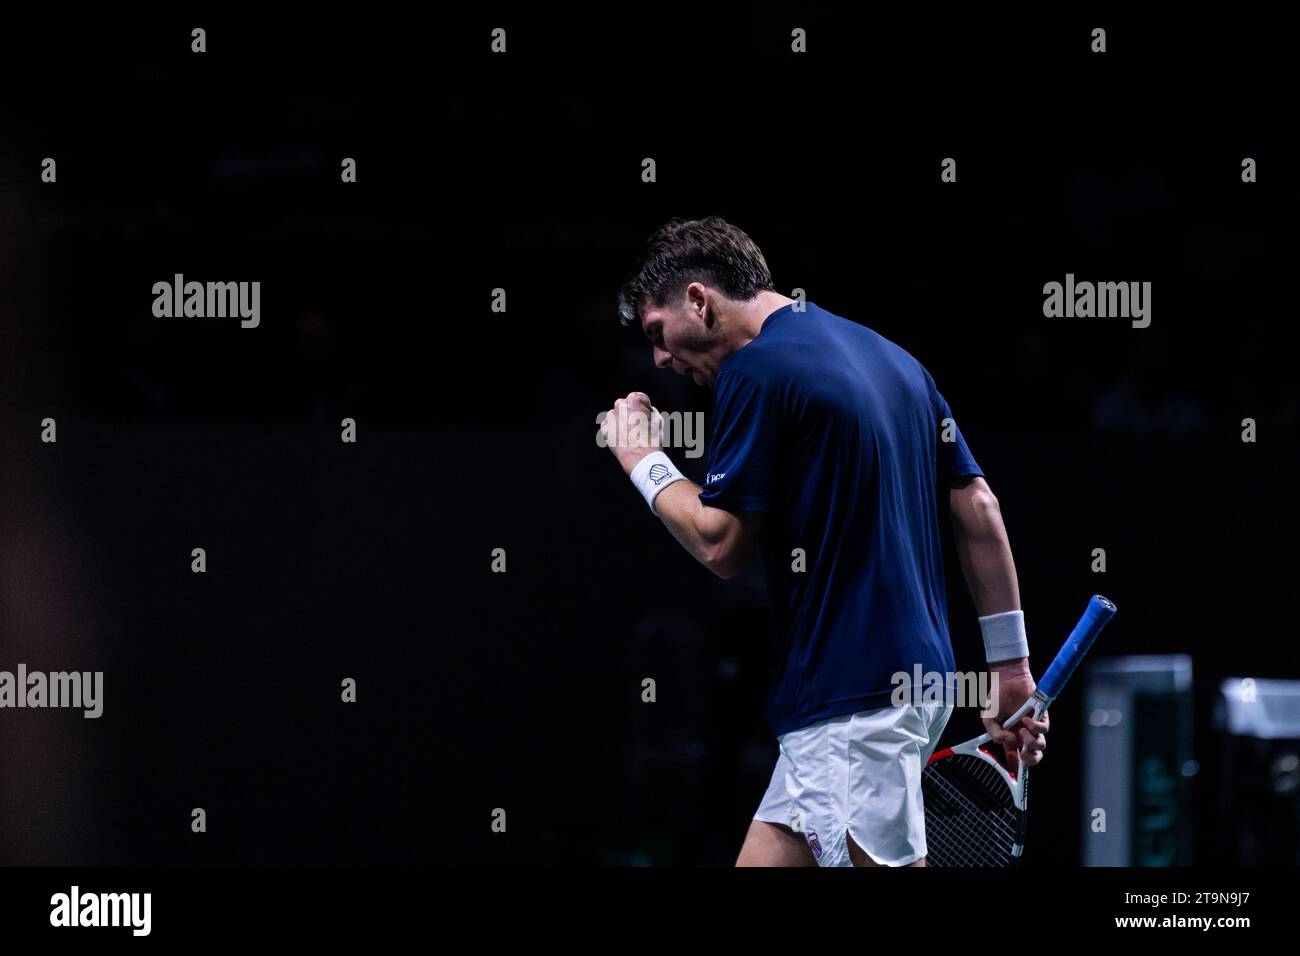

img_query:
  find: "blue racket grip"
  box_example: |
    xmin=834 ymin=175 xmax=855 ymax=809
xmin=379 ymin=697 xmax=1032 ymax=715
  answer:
xmin=1036 ymin=595 xmax=1117 ymax=702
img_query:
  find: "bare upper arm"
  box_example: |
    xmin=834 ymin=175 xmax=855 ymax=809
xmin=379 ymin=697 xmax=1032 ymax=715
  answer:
xmin=948 ymin=475 xmax=1000 ymax=536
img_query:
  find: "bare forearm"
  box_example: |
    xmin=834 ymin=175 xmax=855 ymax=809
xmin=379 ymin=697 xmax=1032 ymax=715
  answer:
xmin=599 ymin=393 xmax=759 ymax=579
xmin=653 ymin=479 xmax=728 ymax=573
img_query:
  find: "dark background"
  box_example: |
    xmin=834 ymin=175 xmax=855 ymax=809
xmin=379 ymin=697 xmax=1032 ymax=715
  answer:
xmin=1 ymin=8 xmax=1296 ymax=865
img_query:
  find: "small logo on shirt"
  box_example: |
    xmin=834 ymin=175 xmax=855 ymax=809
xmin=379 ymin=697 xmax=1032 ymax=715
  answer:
xmin=706 ymin=472 xmax=726 ymax=484
xmin=648 ymin=463 xmax=674 ymax=485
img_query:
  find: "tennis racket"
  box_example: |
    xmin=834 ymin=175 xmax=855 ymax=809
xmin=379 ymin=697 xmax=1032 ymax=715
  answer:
xmin=923 ymin=594 xmax=1117 ymax=866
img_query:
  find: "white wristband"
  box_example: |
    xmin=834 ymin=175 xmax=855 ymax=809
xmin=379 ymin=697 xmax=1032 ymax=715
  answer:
xmin=979 ymin=609 xmax=1029 ymax=663
xmin=629 ymin=451 xmax=686 ymax=514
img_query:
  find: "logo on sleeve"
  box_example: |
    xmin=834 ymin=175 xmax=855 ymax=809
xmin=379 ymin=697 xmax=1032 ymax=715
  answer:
xmin=706 ymin=472 xmax=726 ymax=485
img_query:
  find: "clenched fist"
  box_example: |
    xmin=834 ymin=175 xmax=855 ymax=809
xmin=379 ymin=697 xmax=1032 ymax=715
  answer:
xmin=598 ymin=391 xmax=665 ymax=475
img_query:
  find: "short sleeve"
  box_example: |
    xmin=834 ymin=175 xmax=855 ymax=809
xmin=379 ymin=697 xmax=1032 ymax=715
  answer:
xmin=935 ymin=390 xmax=983 ymax=486
xmin=698 ymin=369 xmax=779 ymax=512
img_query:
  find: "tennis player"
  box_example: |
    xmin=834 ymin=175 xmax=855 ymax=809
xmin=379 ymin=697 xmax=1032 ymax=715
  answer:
xmin=603 ymin=216 xmax=1049 ymax=867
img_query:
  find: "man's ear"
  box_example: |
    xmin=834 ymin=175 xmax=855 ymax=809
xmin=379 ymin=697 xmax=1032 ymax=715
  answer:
xmin=700 ymin=295 xmax=717 ymax=331
xmin=685 ymin=281 xmax=710 ymax=326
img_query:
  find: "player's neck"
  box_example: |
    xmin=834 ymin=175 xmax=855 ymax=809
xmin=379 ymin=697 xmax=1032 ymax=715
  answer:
xmin=728 ymin=291 xmax=796 ymax=350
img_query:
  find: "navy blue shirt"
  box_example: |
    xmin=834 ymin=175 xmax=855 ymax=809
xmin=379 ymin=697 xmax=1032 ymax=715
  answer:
xmin=698 ymin=302 xmax=983 ymax=736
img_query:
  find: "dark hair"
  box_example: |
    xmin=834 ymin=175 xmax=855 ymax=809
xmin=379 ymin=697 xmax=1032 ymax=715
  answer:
xmin=616 ymin=216 xmax=775 ymax=327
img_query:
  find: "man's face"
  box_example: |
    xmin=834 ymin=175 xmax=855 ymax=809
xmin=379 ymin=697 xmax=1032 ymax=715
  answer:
xmin=640 ymin=298 xmax=717 ymax=388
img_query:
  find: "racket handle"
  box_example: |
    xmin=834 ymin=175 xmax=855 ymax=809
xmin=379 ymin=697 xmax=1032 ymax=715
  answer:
xmin=1036 ymin=595 xmax=1117 ymax=703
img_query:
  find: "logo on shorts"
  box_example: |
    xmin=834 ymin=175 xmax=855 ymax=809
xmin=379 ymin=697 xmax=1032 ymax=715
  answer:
xmin=805 ymin=829 xmax=823 ymax=860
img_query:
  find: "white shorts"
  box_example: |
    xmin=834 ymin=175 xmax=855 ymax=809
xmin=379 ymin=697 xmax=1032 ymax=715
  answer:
xmin=753 ymin=702 xmax=952 ymax=866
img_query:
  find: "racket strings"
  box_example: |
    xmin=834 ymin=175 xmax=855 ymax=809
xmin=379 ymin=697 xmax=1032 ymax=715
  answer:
xmin=923 ymin=754 xmax=1019 ymax=867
